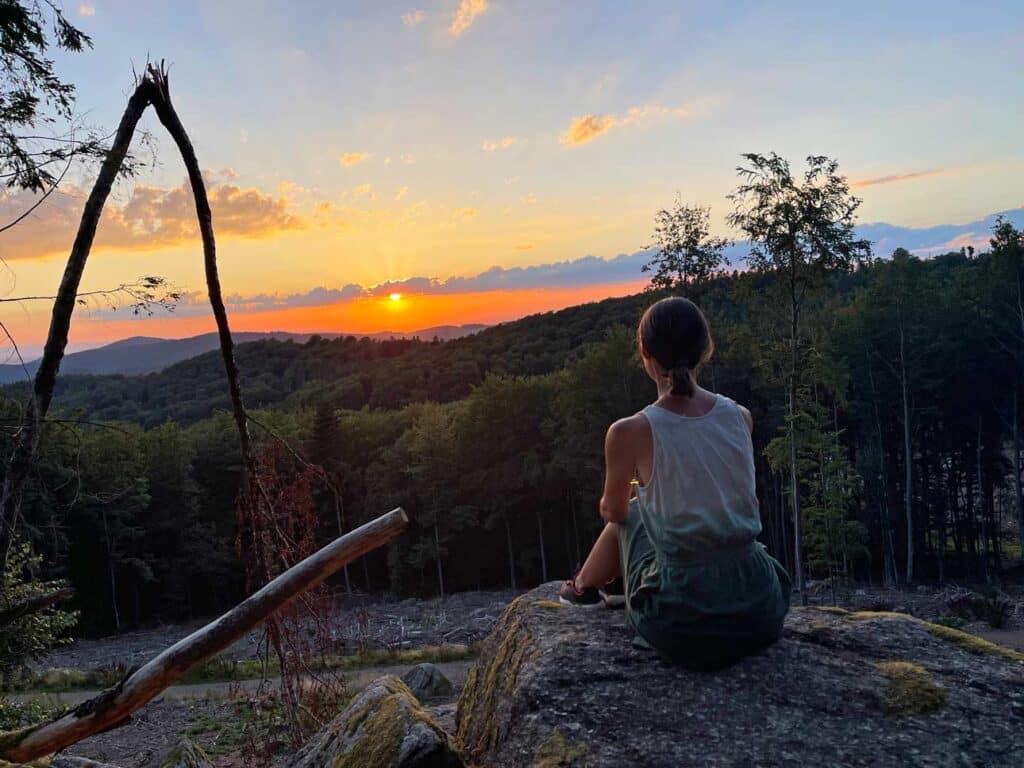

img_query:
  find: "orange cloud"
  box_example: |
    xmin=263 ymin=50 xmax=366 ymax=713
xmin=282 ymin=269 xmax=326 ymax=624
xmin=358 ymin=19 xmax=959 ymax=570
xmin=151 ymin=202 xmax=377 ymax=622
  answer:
xmin=560 ymin=114 xmax=617 ymax=146
xmin=0 ymin=173 xmax=305 ymax=261
xmin=852 ymin=168 xmax=947 ymax=188
xmin=340 ymin=152 xmax=371 ymax=167
xmin=450 ymin=0 xmax=487 ymax=37
xmin=560 ymin=101 xmax=709 ymax=147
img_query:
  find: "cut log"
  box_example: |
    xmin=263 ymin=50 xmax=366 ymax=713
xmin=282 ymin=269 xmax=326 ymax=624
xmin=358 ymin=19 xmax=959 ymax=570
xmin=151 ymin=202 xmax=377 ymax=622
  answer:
xmin=1 ymin=507 xmax=408 ymax=764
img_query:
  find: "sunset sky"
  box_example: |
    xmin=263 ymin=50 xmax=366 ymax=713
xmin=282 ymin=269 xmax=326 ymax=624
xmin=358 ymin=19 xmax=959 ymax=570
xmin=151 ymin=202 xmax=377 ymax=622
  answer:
xmin=3 ymin=0 xmax=1023 ymax=358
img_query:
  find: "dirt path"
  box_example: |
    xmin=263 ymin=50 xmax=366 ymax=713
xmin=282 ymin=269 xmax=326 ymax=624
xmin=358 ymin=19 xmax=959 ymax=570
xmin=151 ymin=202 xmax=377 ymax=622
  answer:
xmin=10 ymin=659 xmax=476 ymax=708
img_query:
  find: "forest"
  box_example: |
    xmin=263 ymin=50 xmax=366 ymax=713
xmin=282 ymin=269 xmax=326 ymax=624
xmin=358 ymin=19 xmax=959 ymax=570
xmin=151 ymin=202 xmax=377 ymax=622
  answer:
xmin=6 ymin=217 xmax=1024 ymax=635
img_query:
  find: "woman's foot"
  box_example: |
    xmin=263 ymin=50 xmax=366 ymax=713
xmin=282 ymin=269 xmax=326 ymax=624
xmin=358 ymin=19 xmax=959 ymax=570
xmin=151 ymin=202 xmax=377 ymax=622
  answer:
xmin=558 ymin=578 xmax=603 ymax=608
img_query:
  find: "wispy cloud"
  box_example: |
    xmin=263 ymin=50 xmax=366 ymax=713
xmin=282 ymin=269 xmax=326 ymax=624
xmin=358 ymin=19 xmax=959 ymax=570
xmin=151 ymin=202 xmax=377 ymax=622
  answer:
xmin=0 ymin=170 xmax=305 ymax=261
xmin=402 ymin=9 xmax=426 ymax=26
xmin=339 ymin=152 xmax=371 ymax=167
xmin=450 ymin=0 xmax=487 ymax=37
xmin=852 ymin=168 xmax=947 ymax=189
xmin=560 ymin=101 xmax=709 ymax=147
xmin=482 ymin=136 xmax=517 ymax=152
xmin=78 ymin=3 xmax=95 ymax=16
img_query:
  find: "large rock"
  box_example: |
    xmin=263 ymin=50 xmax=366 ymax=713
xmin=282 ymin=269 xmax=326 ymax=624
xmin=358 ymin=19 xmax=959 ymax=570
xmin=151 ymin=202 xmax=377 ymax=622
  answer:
xmin=456 ymin=583 xmax=1024 ymax=767
xmin=403 ymin=662 xmax=454 ymax=702
xmin=290 ymin=675 xmax=464 ymax=768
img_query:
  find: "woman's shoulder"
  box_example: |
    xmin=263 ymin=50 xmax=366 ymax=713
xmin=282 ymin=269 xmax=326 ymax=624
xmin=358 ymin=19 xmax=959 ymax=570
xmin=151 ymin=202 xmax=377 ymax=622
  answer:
xmin=715 ymin=393 xmax=753 ymax=433
xmin=606 ymin=412 xmax=653 ymax=447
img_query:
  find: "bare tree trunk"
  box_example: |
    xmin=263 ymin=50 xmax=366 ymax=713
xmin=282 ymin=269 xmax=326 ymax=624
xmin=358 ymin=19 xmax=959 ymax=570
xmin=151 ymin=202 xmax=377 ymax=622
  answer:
xmin=503 ymin=512 xmax=517 ymax=590
xmin=535 ymin=508 xmax=548 ymax=583
xmin=977 ymin=415 xmax=991 ymax=583
xmin=1015 ymin=387 xmax=1024 ymax=561
xmin=147 ymin=65 xmax=251 ymax=464
xmin=0 ymin=79 xmax=155 ymax=571
xmin=0 ymin=508 xmax=408 ymax=764
xmin=788 ymin=294 xmax=806 ymax=604
xmin=101 ymin=508 xmax=120 ymax=633
xmin=433 ymin=520 xmax=445 ymax=599
xmin=333 ymin=492 xmax=352 ymax=593
xmin=898 ymin=310 xmax=913 ymax=584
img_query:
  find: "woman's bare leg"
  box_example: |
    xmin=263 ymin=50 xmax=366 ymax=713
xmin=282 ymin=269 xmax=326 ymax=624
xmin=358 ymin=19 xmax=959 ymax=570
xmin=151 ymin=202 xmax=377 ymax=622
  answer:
xmin=575 ymin=522 xmax=622 ymax=589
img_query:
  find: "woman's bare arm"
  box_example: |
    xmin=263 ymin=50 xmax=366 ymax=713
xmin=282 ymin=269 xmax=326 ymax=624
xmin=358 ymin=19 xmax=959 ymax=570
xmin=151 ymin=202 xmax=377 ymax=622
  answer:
xmin=599 ymin=416 xmax=645 ymax=523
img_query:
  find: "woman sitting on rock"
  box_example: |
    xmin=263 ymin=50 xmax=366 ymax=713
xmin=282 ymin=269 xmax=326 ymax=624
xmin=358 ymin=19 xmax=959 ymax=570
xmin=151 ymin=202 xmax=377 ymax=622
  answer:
xmin=559 ymin=296 xmax=791 ymax=669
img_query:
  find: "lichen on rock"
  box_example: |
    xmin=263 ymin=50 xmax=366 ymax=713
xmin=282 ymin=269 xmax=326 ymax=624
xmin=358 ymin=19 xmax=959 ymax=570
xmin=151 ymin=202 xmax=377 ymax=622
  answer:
xmin=289 ymin=675 xmax=463 ymax=768
xmin=874 ymin=661 xmax=949 ymax=715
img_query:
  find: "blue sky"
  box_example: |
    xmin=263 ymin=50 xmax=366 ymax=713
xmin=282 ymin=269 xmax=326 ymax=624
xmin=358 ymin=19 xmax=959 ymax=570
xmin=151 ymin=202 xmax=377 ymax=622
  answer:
xmin=2 ymin=0 xmax=1022 ymax=354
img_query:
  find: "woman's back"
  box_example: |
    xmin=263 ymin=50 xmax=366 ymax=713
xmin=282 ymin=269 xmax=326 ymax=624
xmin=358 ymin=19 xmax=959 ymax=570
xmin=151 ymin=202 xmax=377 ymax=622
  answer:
xmin=637 ymin=394 xmax=761 ymax=560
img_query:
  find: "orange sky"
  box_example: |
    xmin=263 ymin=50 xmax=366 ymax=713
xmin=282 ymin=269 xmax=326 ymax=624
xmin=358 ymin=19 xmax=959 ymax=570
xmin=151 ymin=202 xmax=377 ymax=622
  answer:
xmin=61 ymin=279 xmax=650 ymax=348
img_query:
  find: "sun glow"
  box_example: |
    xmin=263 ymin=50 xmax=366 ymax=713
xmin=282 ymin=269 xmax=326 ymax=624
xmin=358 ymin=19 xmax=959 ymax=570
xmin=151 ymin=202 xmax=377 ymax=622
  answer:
xmin=389 ymin=293 xmax=402 ymax=302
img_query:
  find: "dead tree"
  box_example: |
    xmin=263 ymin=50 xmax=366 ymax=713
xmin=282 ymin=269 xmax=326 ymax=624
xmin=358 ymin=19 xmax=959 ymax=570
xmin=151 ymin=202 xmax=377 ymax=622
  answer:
xmin=0 ymin=61 xmax=253 ymax=609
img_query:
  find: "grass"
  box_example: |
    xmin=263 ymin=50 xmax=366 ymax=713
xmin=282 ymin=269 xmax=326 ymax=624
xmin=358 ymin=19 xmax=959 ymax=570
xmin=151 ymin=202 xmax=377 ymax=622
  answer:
xmin=4 ymin=643 xmax=476 ymax=694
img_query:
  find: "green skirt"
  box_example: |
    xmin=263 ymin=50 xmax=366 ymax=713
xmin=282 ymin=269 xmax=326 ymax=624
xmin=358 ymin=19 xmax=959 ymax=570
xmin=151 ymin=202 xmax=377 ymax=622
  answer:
xmin=618 ymin=498 xmax=792 ymax=670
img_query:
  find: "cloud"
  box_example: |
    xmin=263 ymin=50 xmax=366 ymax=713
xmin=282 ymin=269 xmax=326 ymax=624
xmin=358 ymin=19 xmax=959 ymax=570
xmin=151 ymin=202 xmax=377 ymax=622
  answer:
xmin=457 ymin=207 xmax=478 ymax=219
xmin=0 ymin=173 xmax=306 ymax=261
xmin=560 ymin=101 xmax=710 ymax=147
xmin=166 ymin=249 xmax=654 ymax=316
xmin=339 ymin=152 xmax=371 ymax=167
xmin=450 ymin=0 xmax=487 ymax=37
xmin=482 ymin=136 xmax=517 ymax=152
xmin=560 ymin=114 xmax=617 ymax=146
xmin=351 ymin=183 xmax=376 ymax=202
xmin=78 ymin=3 xmax=95 ymax=16
xmin=402 ymin=9 xmax=426 ymax=26
xmin=395 ymin=186 xmax=409 ymax=201
xmin=851 ymin=168 xmax=947 ymax=189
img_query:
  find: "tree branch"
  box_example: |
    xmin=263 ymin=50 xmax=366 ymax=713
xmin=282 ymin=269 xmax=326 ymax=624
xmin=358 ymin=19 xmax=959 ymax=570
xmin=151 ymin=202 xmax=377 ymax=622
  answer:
xmin=0 ymin=508 xmax=408 ymax=763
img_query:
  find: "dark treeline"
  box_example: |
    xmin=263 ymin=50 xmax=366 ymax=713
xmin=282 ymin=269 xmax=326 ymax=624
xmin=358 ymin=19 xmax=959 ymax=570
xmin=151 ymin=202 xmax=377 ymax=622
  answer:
xmin=6 ymin=229 xmax=1023 ymax=635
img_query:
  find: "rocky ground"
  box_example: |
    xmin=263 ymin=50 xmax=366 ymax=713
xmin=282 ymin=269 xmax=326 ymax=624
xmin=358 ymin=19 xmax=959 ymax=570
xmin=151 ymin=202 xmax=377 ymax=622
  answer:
xmin=18 ymin=582 xmax=1024 ymax=767
xmin=39 ymin=589 xmax=517 ymax=673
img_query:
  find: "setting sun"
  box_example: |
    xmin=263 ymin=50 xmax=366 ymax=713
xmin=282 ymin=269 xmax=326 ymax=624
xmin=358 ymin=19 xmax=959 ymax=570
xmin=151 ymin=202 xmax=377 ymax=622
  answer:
xmin=389 ymin=293 xmax=402 ymax=302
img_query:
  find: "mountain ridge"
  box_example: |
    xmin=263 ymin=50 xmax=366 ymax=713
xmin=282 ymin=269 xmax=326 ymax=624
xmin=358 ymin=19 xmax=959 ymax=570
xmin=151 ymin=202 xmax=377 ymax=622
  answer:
xmin=0 ymin=325 xmax=487 ymax=385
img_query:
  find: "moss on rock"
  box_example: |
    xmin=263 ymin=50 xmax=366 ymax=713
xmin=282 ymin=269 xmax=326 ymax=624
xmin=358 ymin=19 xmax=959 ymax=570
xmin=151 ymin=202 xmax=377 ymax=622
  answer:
xmin=874 ymin=661 xmax=948 ymax=716
xmin=534 ymin=728 xmax=588 ymax=768
xmin=456 ymin=595 xmax=538 ymax=759
xmin=924 ymin=622 xmax=1024 ymax=663
xmin=291 ymin=675 xmax=463 ymax=768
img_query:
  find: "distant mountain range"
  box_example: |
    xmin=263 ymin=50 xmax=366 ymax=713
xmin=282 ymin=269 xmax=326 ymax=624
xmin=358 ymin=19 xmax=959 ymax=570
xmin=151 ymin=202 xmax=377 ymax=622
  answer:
xmin=0 ymin=325 xmax=487 ymax=385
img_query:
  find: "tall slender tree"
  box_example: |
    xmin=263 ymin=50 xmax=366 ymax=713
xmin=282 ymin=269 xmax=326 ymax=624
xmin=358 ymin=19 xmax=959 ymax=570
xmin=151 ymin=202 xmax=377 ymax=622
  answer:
xmin=728 ymin=153 xmax=870 ymax=603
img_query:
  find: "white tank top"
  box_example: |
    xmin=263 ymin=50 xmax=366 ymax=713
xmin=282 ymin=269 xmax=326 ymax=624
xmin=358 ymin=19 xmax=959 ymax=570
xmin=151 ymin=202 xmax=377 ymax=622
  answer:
xmin=636 ymin=395 xmax=761 ymax=560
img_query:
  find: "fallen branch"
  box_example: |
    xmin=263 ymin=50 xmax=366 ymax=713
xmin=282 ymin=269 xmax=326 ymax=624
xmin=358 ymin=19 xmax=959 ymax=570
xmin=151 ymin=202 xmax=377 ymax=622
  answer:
xmin=0 ymin=587 xmax=73 ymax=630
xmin=0 ymin=507 xmax=408 ymax=763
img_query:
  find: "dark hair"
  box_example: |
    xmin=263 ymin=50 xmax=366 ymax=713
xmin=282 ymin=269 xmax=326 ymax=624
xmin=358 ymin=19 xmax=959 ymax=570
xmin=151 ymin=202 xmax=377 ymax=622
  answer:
xmin=638 ymin=297 xmax=713 ymax=398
